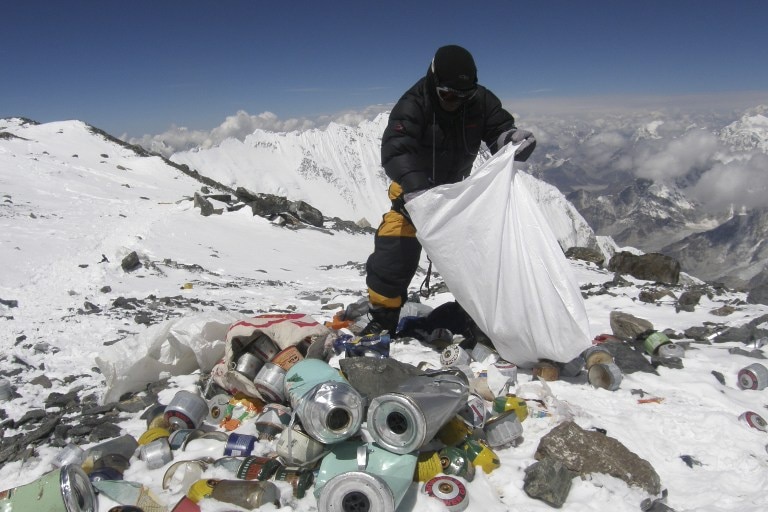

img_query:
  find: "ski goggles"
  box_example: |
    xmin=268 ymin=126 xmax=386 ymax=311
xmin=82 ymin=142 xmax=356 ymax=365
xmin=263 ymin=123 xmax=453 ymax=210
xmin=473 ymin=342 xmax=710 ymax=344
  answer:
xmin=436 ymin=85 xmax=477 ymax=103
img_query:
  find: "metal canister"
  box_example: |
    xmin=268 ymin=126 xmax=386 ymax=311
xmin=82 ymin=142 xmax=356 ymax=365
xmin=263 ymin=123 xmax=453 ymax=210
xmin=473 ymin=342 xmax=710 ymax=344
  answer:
xmin=271 ymin=345 xmax=304 ymax=371
xmin=441 ymin=345 xmax=472 ymax=367
xmin=423 ymin=475 xmax=469 ymax=512
xmin=739 ymin=411 xmax=768 ymax=432
xmin=367 ymin=373 xmax=469 ymax=454
xmin=253 ymin=362 xmax=286 ymax=403
xmin=52 ymin=443 xmax=86 ymax=468
xmin=255 ymin=403 xmax=292 ymax=439
xmin=236 ymin=456 xmax=281 ymax=481
xmin=205 ymin=393 xmax=232 ymax=425
xmin=284 ymin=359 xmax=364 ymax=444
xmin=657 ymin=343 xmax=685 ymax=358
xmin=167 ymin=429 xmax=202 ymax=450
xmin=439 ymin=446 xmax=475 ymax=481
xmin=138 ymin=438 xmax=173 ymax=469
xmin=89 ymin=453 xmax=130 ymax=482
xmin=316 ymin=471 xmax=395 ymax=512
xmin=738 ymin=363 xmax=768 ymax=390
xmin=492 ymin=394 xmax=529 ymax=422
xmin=458 ymin=393 xmax=489 ymax=429
xmin=0 ymin=465 xmax=97 ymax=512
xmin=224 ymin=433 xmax=257 ymax=457
xmin=164 ymin=390 xmax=208 ymax=430
xmin=186 ymin=479 xmax=216 ymax=503
xmin=583 ymin=345 xmax=614 ymax=369
xmin=142 ymin=403 xmax=168 ymax=429
xmin=533 ymin=361 xmax=560 ymax=381
xmin=643 ymin=331 xmax=671 ymax=355
xmin=492 ymin=360 xmax=518 ymax=383
xmin=83 ymin=435 xmax=139 ymax=473
xmin=460 ymin=438 xmax=500 ymax=474
xmin=275 ymin=423 xmax=327 ymax=467
xmin=484 ymin=410 xmax=524 ymax=449
xmin=233 ymin=352 xmax=263 ymax=380
xmin=273 ymin=466 xmax=314 ymax=499
xmin=209 ymin=480 xmax=281 ymax=509
xmin=162 ymin=460 xmax=208 ymax=493
xmin=470 ymin=343 xmax=499 ymax=365
xmin=138 ymin=427 xmax=171 ymax=446
xmin=588 ymin=362 xmax=623 ymax=391
xmin=249 ymin=333 xmax=280 ymax=362
xmin=415 ymin=451 xmax=442 ymax=482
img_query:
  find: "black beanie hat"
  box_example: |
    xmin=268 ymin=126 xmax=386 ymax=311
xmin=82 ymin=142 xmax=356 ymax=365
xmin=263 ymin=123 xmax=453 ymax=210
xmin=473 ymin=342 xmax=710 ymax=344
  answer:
xmin=431 ymin=45 xmax=477 ymax=91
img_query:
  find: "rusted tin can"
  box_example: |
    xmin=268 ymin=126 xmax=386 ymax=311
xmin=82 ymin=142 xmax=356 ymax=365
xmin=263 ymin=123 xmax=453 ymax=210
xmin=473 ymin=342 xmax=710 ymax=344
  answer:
xmin=209 ymin=479 xmax=281 ymax=509
xmin=441 ymin=344 xmax=472 ymax=367
xmin=583 ymin=345 xmax=614 ymax=369
xmin=164 ymin=390 xmax=208 ymax=430
xmin=233 ymin=352 xmax=263 ymax=380
xmin=532 ymin=361 xmax=560 ymax=381
xmin=255 ymin=403 xmax=292 ymax=439
xmin=483 ymin=410 xmax=524 ymax=449
xmin=738 ymin=363 xmax=768 ymax=390
xmin=423 ymin=475 xmax=469 ymax=512
xmin=224 ymin=432 xmax=257 ymax=457
xmin=273 ymin=466 xmax=314 ymax=499
xmin=249 ymin=333 xmax=280 ymax=362
xmin=138 ymin=438 xmax=173 ymax=469
xmin=492 ymin=394 xmax=528 ymax=422
xmin=415 ymin=451 xmax=442 ymax=482
xmin=460 ymin=438 xmax=500 ymax=474
xmin=0 ymin=465 xmax=97 ymax=512
xmin=439 ymin=446 xmax=476 ymax=481
xmin=588 ymin=362 xmax=623 ymax=391
xmin=138 ymin=427 xmax=171 ymax=446
xmin=271 ymin=345 xmax=304 ymax=371
xmin=236 ymin=456 xmax=281 ymax=481
xmin=739 ymin=411 xmax=768 ymax=432
xmin=253 ymin=362 xmax=286 ymax=403
xmin=643 ymin=331 xmax=671 ymax=355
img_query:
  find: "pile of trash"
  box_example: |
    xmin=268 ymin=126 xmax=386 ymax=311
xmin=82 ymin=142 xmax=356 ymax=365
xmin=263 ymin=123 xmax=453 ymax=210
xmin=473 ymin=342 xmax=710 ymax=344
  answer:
xmin=2 ymin=304 xmax=767 ymax=512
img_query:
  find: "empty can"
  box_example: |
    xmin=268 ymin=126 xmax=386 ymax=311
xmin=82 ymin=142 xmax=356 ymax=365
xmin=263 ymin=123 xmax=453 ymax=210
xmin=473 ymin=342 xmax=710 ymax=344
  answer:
xmin=273 ymin=466 xmax=314 ymax=499
xmin=441 ymin=345 xmax=472 ymax=367
xmin=233 ymin=352 xmax=263 ymax=380
xmin=236 ymin=456 xmax=281 ymax=481
xmin=484 ymin=410 xmax=524 ymax=449
xmin=139 ymin=438 xmax=173 ymax=469
xmin=588 ymin=362 xmax=623 ymax=391
xmin=317 ymin=471 xmax=395 ymax=512
xmin=657 ymin=343 xmax=685 ymax=358
xmin=253 ymin=362 xmax=286 ymax=403
xmin=423 ymin=475 xmax=469 ymax=512
xmin=643 ymin=331 xmax=671 ymax=355
xmin=271 ymin=345 xmax=304 ymax=371
xmin=0 ymin=465 xmax=97 ymax=512
xmin=739 ymin=411 xmax=768 ymax=432
xmin=224 ymin=433 xmax=257 ymax=457
xmin=738 ymin=363 xmax=768 ymax=390
xmin=249 ymin=333 xmax=280 ymax=362
xmin=209 ymin=480 xmax=280 ymax=509
xmin=583 ymin=345 xmax=614 ymax=369
xmin=164 ymin=390 xmax=208 ymax=430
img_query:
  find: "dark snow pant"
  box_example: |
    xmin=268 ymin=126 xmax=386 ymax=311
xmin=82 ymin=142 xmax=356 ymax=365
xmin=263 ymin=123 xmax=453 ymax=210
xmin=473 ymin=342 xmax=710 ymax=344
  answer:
xmin=365 ymin=182 xmax=422 ymax=309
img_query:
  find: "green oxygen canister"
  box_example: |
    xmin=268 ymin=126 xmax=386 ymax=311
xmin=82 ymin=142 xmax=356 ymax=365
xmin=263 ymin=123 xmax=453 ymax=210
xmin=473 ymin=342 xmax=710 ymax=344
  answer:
xmin=0 ymin=465 xmax=97 ymax=512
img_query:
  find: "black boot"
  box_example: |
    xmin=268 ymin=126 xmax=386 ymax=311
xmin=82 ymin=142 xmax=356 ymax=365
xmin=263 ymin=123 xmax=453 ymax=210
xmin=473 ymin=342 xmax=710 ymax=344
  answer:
xmin=360 ymin=307 xmax=401 ymax=337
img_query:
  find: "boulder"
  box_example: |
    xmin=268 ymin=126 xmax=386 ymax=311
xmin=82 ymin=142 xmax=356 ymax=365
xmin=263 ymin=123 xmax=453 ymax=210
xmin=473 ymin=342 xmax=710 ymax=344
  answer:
xmin=608 ymin=252 xmax=680 ymax=285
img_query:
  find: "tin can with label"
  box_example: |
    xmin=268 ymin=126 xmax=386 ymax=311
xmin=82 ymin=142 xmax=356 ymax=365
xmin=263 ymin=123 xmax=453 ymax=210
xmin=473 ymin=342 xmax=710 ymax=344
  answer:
xmin=423 ymin=475 xmax=469 ymax=512
xmin=415 ymin=451 xmax=442 ymax=482
xmin=139 ymin=438 xmax=173 ymax=469
xmin=253 ymin=362 xmax=286 ymax=403
xmin=273 ymin=466 xmax=314 ymax=499
xmin=583 ymin=345 xmax=614 ymax=369
xmin=209 ymin=479 xmax=281 ymax=509
xmin=484 ymin=410 xmax=524 ymax=449
xmin=276 ymin=423 xmax=327 ymax=467
xmin=492 ymin=394 xmax=528 ymax=422
xmin=738 ymin=363 xmax=768 ymax=390
xmin=236 ymin=456 xmax=282 ymax=481
xmin=233 ymin=352 xmax=263 ymax=380
xmin=643 ymin=331 xmax=671 ymax=355
xmin=224 ymin=432 xmax=257 ymax=457
xmin=441 ymin=345 xmax=472 ymax=367
xmin=588 ymin=362 xmax=623 ymax=391
xmin=457 ymin=393 xmax=489 ymax=429
xmin=164 ymin=390 xmax=209 ymax=430
xmin=271 ymin=345 xmax=304 ymax=371
xmin=739 ymin=411 xmax=768 ymax=432
xmin=249 ymin=333 xmax=280 ymax=362
xmin=255 ymin=403 xmax=293 ymax=439
xmin=0 ymin=464 xmax=97 ymax=512
xmin=439 ymin=446 xmax=475 ymax=481
xmin=491 ymin=360 xmax=518 ymax=383
xmin=460 ymin=438 xmax=500 ymax=474
xmin=533 ymin=361 xmax=560 ymax=381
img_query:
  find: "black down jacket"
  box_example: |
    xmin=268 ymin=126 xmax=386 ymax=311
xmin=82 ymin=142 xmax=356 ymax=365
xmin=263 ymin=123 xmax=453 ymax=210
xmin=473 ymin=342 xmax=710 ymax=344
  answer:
xmin=381 ymin=68 xmax=517 ymax=194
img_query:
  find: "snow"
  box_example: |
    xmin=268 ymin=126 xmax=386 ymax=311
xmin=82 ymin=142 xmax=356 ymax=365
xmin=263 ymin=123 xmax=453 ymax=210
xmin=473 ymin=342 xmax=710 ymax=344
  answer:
xmin=2 ymin=119 xmax=768 ymax=511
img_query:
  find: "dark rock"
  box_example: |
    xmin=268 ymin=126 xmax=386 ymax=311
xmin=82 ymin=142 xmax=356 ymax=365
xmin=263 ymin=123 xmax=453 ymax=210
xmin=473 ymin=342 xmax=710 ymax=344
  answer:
xmin=339 ymin=357 xmax=424 ymax=404
xmin=0 ymin=298 xmax=19 ymax=308
xmin=639 ymin=288 xmax=676 ymax=304
xmin=523 ymin=456 xmax=576 ymax=508
xmin=45 ymin=390 xmax=80 ymax=409
xmin=121 ymin=251 xmax=141 ymax=272
xmin=565 ymin=247 xmax=605 ymax=266
xmin=117 ymin=394 xmax=155 ymax=413
xmin=83 ymin=403 xmax=118 ymax=415
xmin=747 ymin=283 xmax=768 ymax=306
xmin=676 ymin=290 xmax=703 ymax=313
xmin=16 ymin=409 xmax=47 ymax=426
xmin=289 ymin=200 xmax=324 ymax=227
xmin=608 ymin=251 xmax=680 ymax=285
xmin=134 ymin=313 xmax=152 ymax=325
xmin=610 ymin=311 xmax=653 ymax=340
xmin=711 ymin=371 xmax=726 ymax=385
xmin=728 ymin=347 xmax=766 ymax=359
xmin=535 ymin=420 xmax=661 ymax=495
xmin=30 ymin=375 xmax=53 ymax=388
xmin=599 ymin=340 xmax=657 ymax=374
xmin=713 ymin=314 xmax=768 ymax=344
xmin=684 ymin=325 xmax=718 ymax=341
xmin=100 ymin=285 xmax=112 ymax=293
xmin=89 ymin=422 xmax=123 ymax=442
xmin=709 ymin=305 xmax=736 ymax=316
xmin=193 ymin=192 xmax=217 ymax=217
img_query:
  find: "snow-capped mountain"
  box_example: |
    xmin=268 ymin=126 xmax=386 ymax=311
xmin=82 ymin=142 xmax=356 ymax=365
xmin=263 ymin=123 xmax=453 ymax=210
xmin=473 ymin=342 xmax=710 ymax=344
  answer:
xmin=719 ymin=106 xmax=768 ymax=152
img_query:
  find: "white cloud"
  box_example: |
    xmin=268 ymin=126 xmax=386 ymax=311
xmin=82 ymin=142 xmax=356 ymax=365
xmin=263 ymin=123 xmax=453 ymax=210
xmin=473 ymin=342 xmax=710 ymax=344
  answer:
xmin=635 ymin=130 xmax=720 ymax=182
xmin=687 ymin=152 xmax=768 ymax=212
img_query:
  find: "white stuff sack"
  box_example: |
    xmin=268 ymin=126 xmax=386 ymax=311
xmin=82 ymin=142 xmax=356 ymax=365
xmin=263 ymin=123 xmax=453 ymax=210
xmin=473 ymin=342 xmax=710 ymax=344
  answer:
xmin=406 ymin=143 xmax=591 ymax=367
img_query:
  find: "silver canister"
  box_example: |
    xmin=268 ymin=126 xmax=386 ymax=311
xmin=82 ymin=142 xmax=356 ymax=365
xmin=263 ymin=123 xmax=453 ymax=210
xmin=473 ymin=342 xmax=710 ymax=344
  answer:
xmin=738 ymin=363 xmax=768 ymax=390
xmin=583 ymin=345 xmax=614 ymax=369
xmin=317 ymin=471 xmax=396 ymax=512
xmin=588 ymin=362 xmax=623 ymax=391
xmin=139 ymin=438 xmax=173 ymax=469
xmin=255 ymin=403 xmax=293 ymax=440
xmin=164 ymin=390 xmax=209 ymax=430
xmin=657 ymin=343 xmax=685 ymax=359
xmin=249 ymin=333 xmax=280 ymax=362
xmin=276 ymin=423 xmax=327 ymax=467
xmin=205 ymin=393 xmax=232 ymax=425
xmin=441 ymin=345 xmax=472 ymax=367
xmin=253 ymin=362 xmax=286 ymax=403
xmin=52 ymin=443 xmax=86 ymax=468
xmin=233 ymin=352 xmax=263 ymax=380
xmin=367 ymin=373 xmax=469 ymax=454
xmin=491 ymin=360 xmax=518 ymax=384
xmin=470 ymin=343 xmax=499 ymax=365
xmin=423 ymin=475 xmax=470 ymax=512
xmin=483 ymin=410 xmax=524 ymax=449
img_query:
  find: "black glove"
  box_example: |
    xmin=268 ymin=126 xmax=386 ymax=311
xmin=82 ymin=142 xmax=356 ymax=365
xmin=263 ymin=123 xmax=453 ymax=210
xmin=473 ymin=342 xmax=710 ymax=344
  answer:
xmin=497 ymin=128 xmax=536 ymax=162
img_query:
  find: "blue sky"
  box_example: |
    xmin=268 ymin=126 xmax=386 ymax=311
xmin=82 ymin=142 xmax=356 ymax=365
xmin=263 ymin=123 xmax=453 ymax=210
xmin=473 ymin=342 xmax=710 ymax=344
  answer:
xmin=2 ymin=0 xmax=767 ymax=138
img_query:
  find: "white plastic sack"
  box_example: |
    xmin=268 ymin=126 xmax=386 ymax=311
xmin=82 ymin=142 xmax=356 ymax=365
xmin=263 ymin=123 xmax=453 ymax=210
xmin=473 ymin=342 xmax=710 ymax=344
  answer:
xmin=406 ymin=143 xmax=591 ymax=367
xmin=96 ymin=311 xmax=239 ymax=404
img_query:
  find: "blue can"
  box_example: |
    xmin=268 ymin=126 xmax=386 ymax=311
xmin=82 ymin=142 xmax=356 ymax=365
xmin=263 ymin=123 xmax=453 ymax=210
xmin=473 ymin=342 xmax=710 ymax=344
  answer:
xmin=224 ymin=433 xmax=258 ymax=457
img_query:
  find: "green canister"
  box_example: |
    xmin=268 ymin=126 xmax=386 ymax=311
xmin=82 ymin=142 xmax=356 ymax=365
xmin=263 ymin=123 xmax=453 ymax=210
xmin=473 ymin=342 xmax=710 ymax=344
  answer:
xmin=643 ymin=331 xmax=671 ymax=355
xmin=0 ymin=465 xmax=97 ymax=512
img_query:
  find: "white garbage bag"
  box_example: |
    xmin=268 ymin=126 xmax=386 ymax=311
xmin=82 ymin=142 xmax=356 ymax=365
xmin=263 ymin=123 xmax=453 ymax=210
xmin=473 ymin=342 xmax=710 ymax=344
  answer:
xmin=405 ymin=143 xmax=591 ymax=367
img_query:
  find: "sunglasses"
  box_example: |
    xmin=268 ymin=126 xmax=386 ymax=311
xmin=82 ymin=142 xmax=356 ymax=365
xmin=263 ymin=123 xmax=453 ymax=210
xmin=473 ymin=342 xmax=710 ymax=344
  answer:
xmin=436 ymin=85 xmax=477 ymax=103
